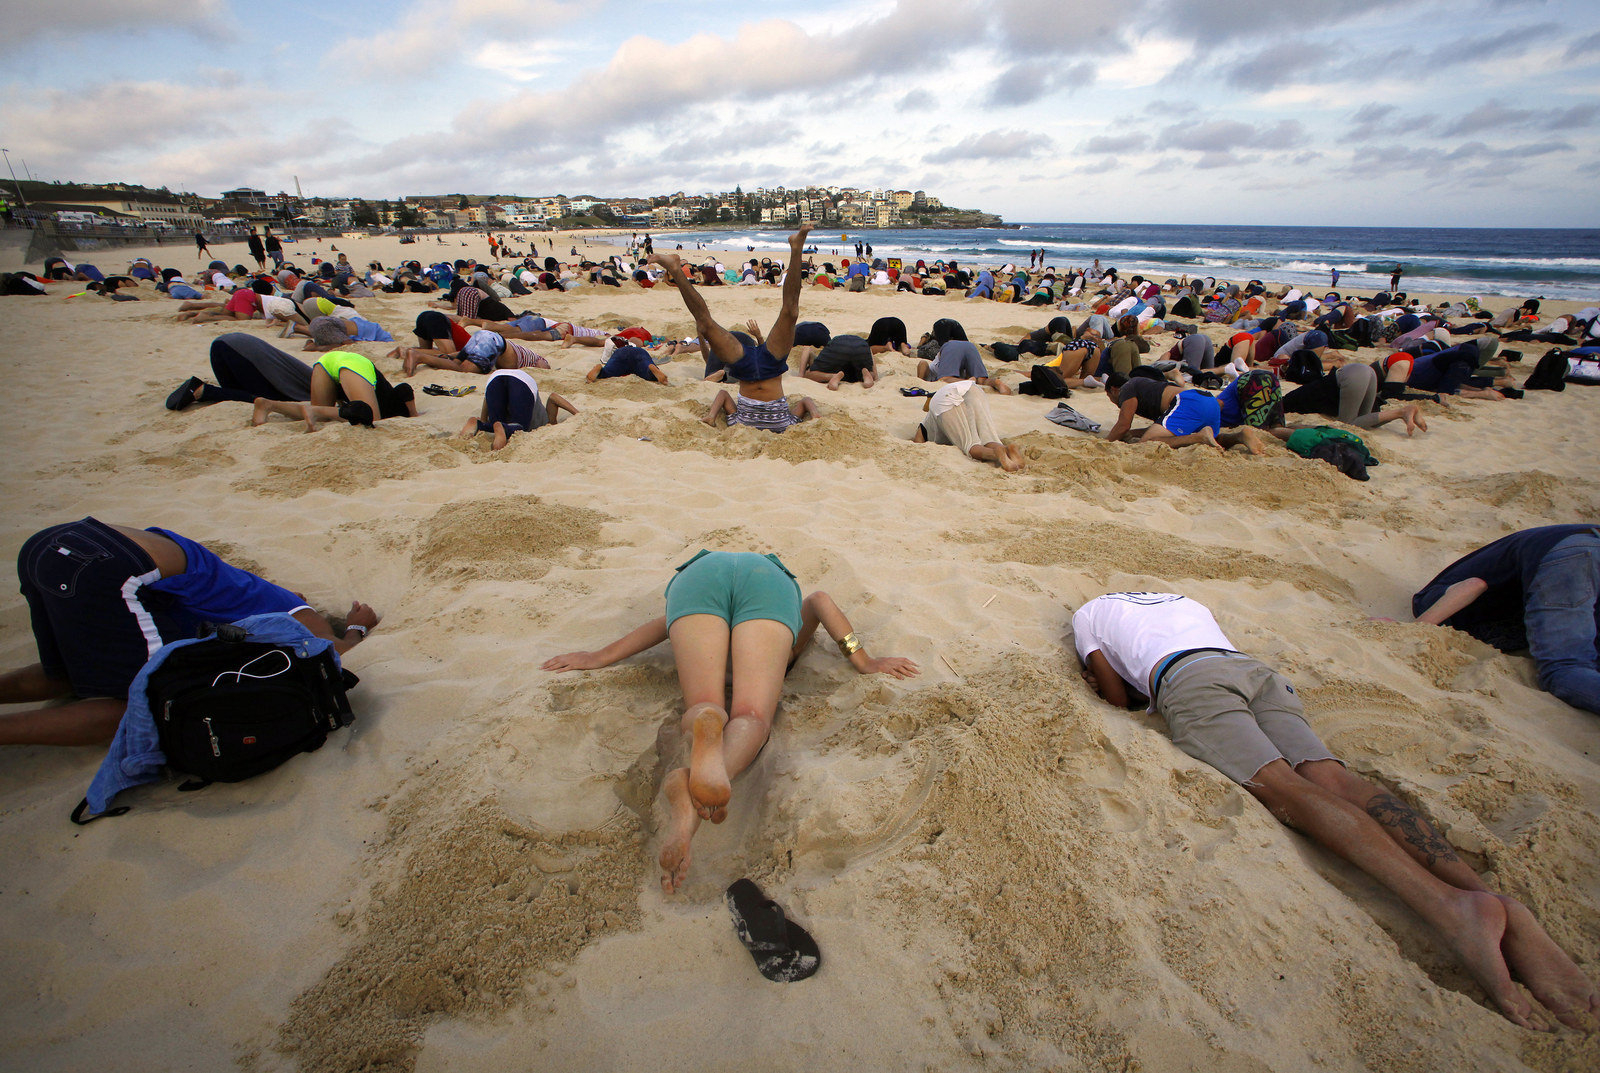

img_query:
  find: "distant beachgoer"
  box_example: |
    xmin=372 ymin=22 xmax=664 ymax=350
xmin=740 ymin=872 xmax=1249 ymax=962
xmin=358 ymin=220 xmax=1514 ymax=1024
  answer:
xmin=194 ymin=232 xmax=210 ymax=259
xmin=541 ymin=552 xmax=918 ymax=892
xmin=263 ymin=229 xmax=283 ymax=269
xmin=1390 ymin=264 xmax=1404 ymax=291
xmin=247 ymin=230 xmax=266 ymax=270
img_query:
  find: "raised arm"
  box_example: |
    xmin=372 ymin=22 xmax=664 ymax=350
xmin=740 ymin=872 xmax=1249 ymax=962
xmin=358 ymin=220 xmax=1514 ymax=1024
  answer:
xmin=791 ymin=590 xmax=919 ymax=678
xmin=542 ymin=615 xmax=670 ymax=672
xmin=1416 ymin=578 xmax=1488 ymax=625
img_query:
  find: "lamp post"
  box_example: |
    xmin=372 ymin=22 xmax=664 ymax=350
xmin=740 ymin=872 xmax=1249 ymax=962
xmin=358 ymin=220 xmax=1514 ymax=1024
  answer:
xmin=1 ymin=148 xmax=28 ymax=209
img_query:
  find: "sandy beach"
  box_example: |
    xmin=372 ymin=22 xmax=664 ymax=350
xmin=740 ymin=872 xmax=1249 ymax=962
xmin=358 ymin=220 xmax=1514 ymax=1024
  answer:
xmin=1 ymin=229 xmax=1597 ymax=1073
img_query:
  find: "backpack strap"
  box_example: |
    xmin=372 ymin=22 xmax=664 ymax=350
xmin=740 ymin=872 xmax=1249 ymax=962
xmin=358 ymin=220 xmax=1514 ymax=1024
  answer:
xmin=71 ymin=798 xmax=131 ymax=825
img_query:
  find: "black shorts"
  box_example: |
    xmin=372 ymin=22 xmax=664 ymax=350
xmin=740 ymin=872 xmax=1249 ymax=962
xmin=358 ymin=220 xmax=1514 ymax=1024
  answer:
xmin=811 ymin=335 xmax=874 ymax=382
xmin=793 ymin=321 xmax=832 ymax=348
xmin=414 ymin=310 xmax=454 ymax=343
xmin=867 ymin=317 xmax=907 ymax=348
xmin=19 ymin=519 xmax=178 ymax=698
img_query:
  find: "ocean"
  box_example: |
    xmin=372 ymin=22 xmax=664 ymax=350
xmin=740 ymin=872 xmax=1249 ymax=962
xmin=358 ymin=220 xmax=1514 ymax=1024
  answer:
xmin=657 ymin=222 xmax=1600 ymax=302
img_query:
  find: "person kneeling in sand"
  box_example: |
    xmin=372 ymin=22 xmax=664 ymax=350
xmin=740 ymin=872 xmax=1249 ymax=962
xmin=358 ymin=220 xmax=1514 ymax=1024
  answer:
xmin=457 ymin=369 xmax=577 ymax=450
xmin=916 ymin=319 xmax=1013 ymax=394
xmin=1073 ymin=592 xmax=1598 ymax=1031
xmin=1102 ymin=372 xmax=1265 ymax=453
xmin=542 ymin=551 xmax=918 ymax=892
xmin=252 ymin=350 xmax=417 ymax=431
xmin=1414 ymin=524 xmax=1600 ymax=715
xmin=652 ymin=224 xmax=817 ymax=432
xmin=912 ymin=379 xmax=1024 ymax=471
xmin=797 ymin=333 xmax=877 ymax=390
xmin=1 ymin=518 xmax=377 ymax=748
xmin=586 ymin=341 xmax=669 ymax=384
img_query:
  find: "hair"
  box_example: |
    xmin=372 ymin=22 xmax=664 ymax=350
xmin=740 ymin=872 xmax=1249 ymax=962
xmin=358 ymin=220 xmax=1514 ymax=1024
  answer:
xmin=1104 ymin=371 xmax=1129 ymax=390
xmin=250 ymin=279 xmax=275 ymax=295
xmin=1117 ymin=315 xmax=1139 ymax=337
xmin=931 ymin=318 xmax=968 ymax=344
xmin=337 ymin=400 xmax=375 ymax=427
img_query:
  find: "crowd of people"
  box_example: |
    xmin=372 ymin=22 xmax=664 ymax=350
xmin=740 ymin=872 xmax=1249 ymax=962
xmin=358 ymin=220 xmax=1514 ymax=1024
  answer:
xmin=5 ymin=225 xmax=1599 ymax=1034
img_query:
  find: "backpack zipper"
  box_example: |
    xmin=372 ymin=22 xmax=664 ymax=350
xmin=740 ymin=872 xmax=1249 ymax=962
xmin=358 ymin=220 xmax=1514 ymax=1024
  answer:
xmin=203 ymin=716 xmax=221 ymax=758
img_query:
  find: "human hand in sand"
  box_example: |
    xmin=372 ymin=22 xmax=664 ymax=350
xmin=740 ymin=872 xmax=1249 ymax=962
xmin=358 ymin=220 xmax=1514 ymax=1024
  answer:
xmin=744 ymin=319 xmax=764 ymax=345
xmin=541 ymin=650 xmax=606 ymax=671
xmin=345 ymin=601 xmax=379 ymax=633
xmin=859 ymin=655 xmax=920 ymax=679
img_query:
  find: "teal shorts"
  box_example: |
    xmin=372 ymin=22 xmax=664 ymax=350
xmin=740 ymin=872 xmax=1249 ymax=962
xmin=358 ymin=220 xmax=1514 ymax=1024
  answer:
xmin=665 ymin=550 xmax=802 ymax=641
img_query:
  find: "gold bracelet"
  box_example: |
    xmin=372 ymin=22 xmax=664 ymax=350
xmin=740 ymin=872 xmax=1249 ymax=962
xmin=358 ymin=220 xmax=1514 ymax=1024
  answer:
xmin=837 ymin=632 xmax=862 ymax=657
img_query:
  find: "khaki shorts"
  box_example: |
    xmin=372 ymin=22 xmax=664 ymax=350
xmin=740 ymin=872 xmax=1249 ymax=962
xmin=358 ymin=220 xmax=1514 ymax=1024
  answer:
xmin=1155 ymin=652 xmax=1336 ymax=784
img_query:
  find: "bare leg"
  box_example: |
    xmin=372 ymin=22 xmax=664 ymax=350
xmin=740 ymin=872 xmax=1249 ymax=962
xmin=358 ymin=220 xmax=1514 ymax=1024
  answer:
xmin=0 ymin=698 xmax=127 ymax=746
xmin=1218 ymin=427 xmax=1267 ymax=455
xmin=704 ymin=389 xmax=736 ymax=426
xmin=790 ymin=396 xmax=820 ymax=422
xmin=763 ymin=225 xmax=812 ymax=358
xmin=546 ymin=392 xmax=578 ymax=424
xmin=1140 ymin=425 xmax=1225 ymax=452
xmin=1250 ymin=760 xmax=1546 ymax=1029
xmin=648 ymin=252 xmax=743 ymax=363
xmin=861 ymin=367 xmax=877 ymax=388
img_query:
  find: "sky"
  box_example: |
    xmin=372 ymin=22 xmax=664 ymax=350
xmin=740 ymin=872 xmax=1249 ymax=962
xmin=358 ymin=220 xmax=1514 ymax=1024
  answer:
xmin=3 ymin=0 xmax=1598 ymax=228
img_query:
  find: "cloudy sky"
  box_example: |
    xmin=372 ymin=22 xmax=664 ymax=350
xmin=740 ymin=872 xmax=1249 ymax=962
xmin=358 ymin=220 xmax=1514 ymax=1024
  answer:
xmin=4 ymin=0 xmax=1597 ymax=227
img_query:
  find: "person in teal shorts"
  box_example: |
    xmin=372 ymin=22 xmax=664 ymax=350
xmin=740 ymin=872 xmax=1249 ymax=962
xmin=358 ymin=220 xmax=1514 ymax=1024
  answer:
xmin=543 ymin=551 xmax=919 ymax=893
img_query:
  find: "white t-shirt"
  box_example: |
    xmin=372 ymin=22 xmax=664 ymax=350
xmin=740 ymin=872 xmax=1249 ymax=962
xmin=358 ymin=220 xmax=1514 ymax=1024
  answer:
xmin=1072 ymin=593 xmax=1235 ymax=698
xmin=1282 ymin=289 xmax=1303 ymax=303
xmin=260 ymin=295 xmax=296 ymax=320
xmin=928 ymin=379 xmax=976 ymax=417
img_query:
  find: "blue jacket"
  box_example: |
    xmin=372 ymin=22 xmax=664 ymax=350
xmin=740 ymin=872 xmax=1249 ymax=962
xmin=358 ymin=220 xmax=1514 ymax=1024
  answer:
xmin=85 ymin=614 xmax=340 ymax=816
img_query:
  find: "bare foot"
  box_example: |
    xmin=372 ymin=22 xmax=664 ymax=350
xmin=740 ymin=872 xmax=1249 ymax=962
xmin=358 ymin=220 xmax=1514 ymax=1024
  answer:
xmin=827 ymin=372 xmax=843 ymax=391
xmin=648 ymin=251 xmax=685 ymax=275
xmin=1198 ymin=426 xmax=1225 ymax=453
xmin=491 ymin=421 xmax=509 ymax=451
xmin=1445 ymin=890 xmax=1547 ymax=1030
xmin=687 ymin=703 xmax=731 ymax=822
xmin=300 ymin=402 xmax=320 ymax=433
xmin=250 ymin=398 xmax=272 ymax=427
xmin=1239 ymin=426 xmax=1267 ymax=456
xmin=1003 ymin=445 xmax=1026 ymax=472
xmin=1404 ymin=405 xmax=1428 ymax=435
xmin=789 ymin=224 xmax=813 ymax=254
xmin=658 ymin=768 xmax=699 ymax=895
xmin=403 ymin=352 xmax=419 ymax=377
xmin=279 ymin=322 xmax=295 ymax=339
xmin=1498 ymin=895 xmax=1600 ymax=1031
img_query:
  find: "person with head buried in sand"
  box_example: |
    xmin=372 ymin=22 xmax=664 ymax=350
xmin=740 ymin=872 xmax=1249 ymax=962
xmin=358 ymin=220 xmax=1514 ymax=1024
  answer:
xmin=651 ymin=225 xmax=820 ymax=433
xmin=1073 ymin=591 xmax=1599 ymax=1032
xmin=542 ymin=551 xmax=918 ymax=893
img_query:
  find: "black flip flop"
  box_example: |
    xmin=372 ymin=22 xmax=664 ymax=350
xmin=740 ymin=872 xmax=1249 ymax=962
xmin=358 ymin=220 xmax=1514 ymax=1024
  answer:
xmin=166 ymin=376 xmax=202 ymax=411
xmin=726 ymin=878 xmax=821 ymax=983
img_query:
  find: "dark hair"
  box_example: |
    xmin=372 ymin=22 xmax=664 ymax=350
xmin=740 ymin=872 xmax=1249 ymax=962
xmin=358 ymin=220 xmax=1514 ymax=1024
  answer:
xmin=251 ymin=279 xmax=275 ymax=295
xmin=1104 ymin=371 xmax=1128 ymax=390
xmin=931 ymin=318 xmax=968 ymax=344
xmin=1284 ymin=349 xmax=1323 ymax=383
xmin=337 ymin=401 xmax=375 ymax=427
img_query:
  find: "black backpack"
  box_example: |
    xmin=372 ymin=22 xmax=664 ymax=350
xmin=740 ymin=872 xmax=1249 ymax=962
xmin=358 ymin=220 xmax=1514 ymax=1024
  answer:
xmin=1018 ymin=364 xmax=1071 ymax=398
xmin=71 ymin=626 xmax=358 ymax=823
xmin=1524 ymin=349 xmax=1569 ymax=391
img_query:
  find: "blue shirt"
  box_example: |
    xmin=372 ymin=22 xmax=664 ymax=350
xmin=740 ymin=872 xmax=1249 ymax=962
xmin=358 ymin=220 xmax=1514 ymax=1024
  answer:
xmin=144 ymin=528 xmax=307 ymax=638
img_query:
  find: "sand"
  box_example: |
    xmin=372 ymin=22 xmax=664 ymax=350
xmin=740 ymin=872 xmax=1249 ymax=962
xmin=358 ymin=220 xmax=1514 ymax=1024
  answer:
xmin=1 ymin=230 xmax=1597 ymax=1073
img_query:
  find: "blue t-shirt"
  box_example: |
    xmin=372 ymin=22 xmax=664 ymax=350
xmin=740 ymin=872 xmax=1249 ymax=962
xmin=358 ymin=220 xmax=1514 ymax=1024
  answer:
xmin=1412 ymin=524 xmax=1600 ymax=651
xmin=1218 ymin=378 xmax=1243 ymax=426
xmin=144 ymin=528 xmax=308 ymax=636
xmin=351 ymin=317 xmax=393 ymax=343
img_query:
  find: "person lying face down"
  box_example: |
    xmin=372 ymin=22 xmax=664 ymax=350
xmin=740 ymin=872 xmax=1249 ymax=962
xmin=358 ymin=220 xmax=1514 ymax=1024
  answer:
xmin=541 ymin=552 xmax=918 ymax=892
xmin=2 ymin=519 xmax=379 ymax=750
xmin=1073 ymin=591 xmax=1599 ymax=1031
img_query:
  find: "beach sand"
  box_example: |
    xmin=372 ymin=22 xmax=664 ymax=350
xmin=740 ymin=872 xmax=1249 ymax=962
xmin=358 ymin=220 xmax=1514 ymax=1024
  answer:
xmin=1 ymin=230 xmax=1597 ymax=1073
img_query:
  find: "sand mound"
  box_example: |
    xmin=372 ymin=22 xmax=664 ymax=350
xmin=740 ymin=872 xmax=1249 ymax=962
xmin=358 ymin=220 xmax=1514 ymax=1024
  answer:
xmin=414 ymin=494 xmax=615 ymax=582
xmin=234 ymin=425 xmax=463 ymax=499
